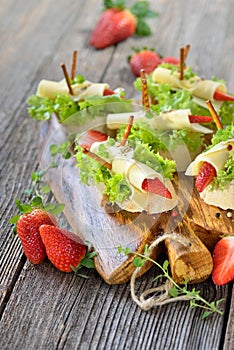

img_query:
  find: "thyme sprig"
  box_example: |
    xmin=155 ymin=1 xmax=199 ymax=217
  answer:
xmin=117 ymin=244 xmax=224 ymax=319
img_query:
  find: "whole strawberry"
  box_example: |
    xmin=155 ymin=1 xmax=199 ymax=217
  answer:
xmin=129 ymin=47 xmax=161 ymax=77
xmin=39 ymin=225 xmax=87 ymax=272
xmin=89 ymin=0 xmax=157 ymax=49
xmin=16 ymin=209 xmax=57 ymax=264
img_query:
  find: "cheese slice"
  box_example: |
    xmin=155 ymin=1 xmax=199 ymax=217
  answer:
xmin=107 ymin=111 xmax=147 ymax=129
xmin=158 ymin=109 xmax=212 ymax=134
xmin=107 ymin=109 xmax=212 ymax=133
xmin=200 ymin=181 xmax=234 ymax=210
xmin=112 ymin=158 xmax=178 ymax=214
xmin=152 ymin=67 xmax=227 ymax=101
xmin=74 ymin=82 xmax=109 ymax=101
xmin=185 ymin=139 xmax=234 ymax=175
xmin=127 ymin=162 xmax=164 ymax=192
xmin=37 ymin=79 xmax=109 ymax=100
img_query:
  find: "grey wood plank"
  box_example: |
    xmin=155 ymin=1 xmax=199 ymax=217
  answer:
xmin=0 ymin=260 xmax=228 ymax=350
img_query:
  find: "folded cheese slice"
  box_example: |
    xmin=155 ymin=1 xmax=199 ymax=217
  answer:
xmin=107 ymin=109 xmax=212 ymax=134
xmin=112 ymin=158 xmax=178 ymax=214
xmin=152 ymin=67 xmax=227 ymax=102
xmin=185 ymin=140 xmax=234 ymax=175
xmin=37 ymin=79 xmax=109 ymax=100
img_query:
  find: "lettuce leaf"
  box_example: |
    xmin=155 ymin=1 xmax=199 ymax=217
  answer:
xmin=134 ymin=75 xmax=211 ymax=117
xmin=117 ymin=122 xmax=204 ymax=152
xmin=133 ymin=143 xmax=176 ymax=180
xmin=104 ymin=174 xmax=131 ymax=203
xmin=210 ymin=152 xmax=234 ymax=190
xmin=206 ymin=124 xmax=234 ymax=150
xmin=74 ymin=145 xmax=131 ymax=203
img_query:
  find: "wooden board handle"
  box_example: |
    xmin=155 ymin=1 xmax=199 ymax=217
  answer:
xmin=165 ymin=218 xmax=213 ymax=284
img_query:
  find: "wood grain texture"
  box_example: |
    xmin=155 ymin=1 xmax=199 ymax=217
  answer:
xmin=0 ymin=0 xmax=233 ymax=349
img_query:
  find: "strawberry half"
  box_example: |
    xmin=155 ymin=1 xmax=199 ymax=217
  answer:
xmin=214 ymin=89 xmax=234 ymax=102
xmin=195 ymin=162 xmax=217 ymax=193
xmin=188 ymin=115 xmax=212 ymax=124
xmin=129 ymin=48 xmax=161 ymax=77
xmin=142 ymin=177 xmax=172 ymax=199
xmin=212 ymin=236 xmax=234 ymax=285
xmin=39 ymin=225 xmax=87 ymax=272
xmin=89 ymin=1 xmax=157 ymax=49
xmin=16 ymin=209 xmax=57 ymax=264
xmin=80 ymin=130 xmax=108 ymax=150
xmin=103 ymin=88 xmax=116 ymax=96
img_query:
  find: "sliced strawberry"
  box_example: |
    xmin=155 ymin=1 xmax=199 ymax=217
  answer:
xmin=195 ymin=162 xmax=217 ymax=193
xmin=129 ymin=49 xmax=161 ymax=77
xmin=142 ymin=178 xmax=172 ymax=198
xmin=80 ymin=130 xmax=108 ymax=150
xmin=39 ymin=225 xmax=87 ymax=272
xmin=214 ymin=89 xmax=234 ymax=102
xmin=103 ymin=88 xmax=116 ymax=96
xmin=212 ymin=236 xmax=234 ymax=285
xmin=160 ymin=56 xmax=180 ymax=65
xmin=16 ymin=209 xmax=57 ymax=264
xmin=188 ymin=115 xmax=213 ymax=123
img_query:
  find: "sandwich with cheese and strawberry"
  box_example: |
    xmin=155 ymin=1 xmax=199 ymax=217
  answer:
xmin=185 ymin=125 xmax=234 ymax=209
xmin=75 ymin=128 xmax=178 ymax=214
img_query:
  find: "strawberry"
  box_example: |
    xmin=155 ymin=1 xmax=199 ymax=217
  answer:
xmin=103 ymin=88 xmax=116 ymax=96
xmin=80 ymin=130 xmax=108 ymax=150
xmin=188 ymin=115 xmax=212 ymax=124
xmin=89 ymin=1 xmax=157 ymax=49
xmin=212 ymin=236 xmax=234 ymax=285
xmin=39 ymin=225 xmax=87 ymax=272
xmin=129 ymin=48 xmax=161 ymax=77
xmin=142 ymin=178 xmax=172 ymax=199
xmin=214 ymin=89 xmax=234 ymax=102
xmin=160 ymin=56 xmax=180 ymax=65
xmin=195 ymin=161 xmax=217 ymax=193
xmin=16 ymin=209 xmax=57 ymax=264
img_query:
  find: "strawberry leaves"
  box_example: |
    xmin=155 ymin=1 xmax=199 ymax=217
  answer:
xmin=104 ymin=0 xmax=125 ymax=10
xmin=130 ymin=1 xmax=158 ymax=36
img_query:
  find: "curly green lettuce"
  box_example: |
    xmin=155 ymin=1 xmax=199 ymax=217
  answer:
xmin=210 ymin=152 xmax=234 ymax=190
xmin=117 ymin=122 xmax=204 ymax=153
xmin=133 ymin=143 xmax=176 ymax=180
xmin=27 ymin=90 xmax=130 ymax=123
xmin=206 ymin=124 xmax=234 ymax=150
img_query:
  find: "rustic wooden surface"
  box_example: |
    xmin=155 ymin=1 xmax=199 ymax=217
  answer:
xmin=0 ymin=0 xmax=234 ymax=349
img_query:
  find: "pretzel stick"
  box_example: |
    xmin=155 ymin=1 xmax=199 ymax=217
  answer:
xmin=184 ymin=44 xmax=190 ymax=61
xmin=140 ymin=69 xmax=150 ymax=111
xmin=120 ymin=115 xmax=134 ymax=146
xmin=71 ymin=50 xmax=78 ymax=80
xmin=179 ymin=48 xmax=184 ymax=80
xmin=81 ymin=147 xmax=112 ymax=170
xmin=205 ymin=100 xmax=223 ymax=130
xmin=61 ymin=63 xmax=74 ymax=95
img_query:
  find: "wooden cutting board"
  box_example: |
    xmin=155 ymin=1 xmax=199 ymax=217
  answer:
xmin=39 ymin=114 xmax=233 ymax=284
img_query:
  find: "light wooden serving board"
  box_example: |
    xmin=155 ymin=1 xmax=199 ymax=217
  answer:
xmin=39 ymin=115 xmax=233 ymax=284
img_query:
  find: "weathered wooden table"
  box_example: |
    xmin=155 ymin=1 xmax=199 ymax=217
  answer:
xmin=0 ymin=0 xmax=233 ymax=349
